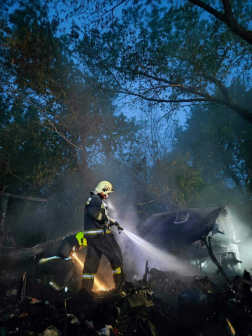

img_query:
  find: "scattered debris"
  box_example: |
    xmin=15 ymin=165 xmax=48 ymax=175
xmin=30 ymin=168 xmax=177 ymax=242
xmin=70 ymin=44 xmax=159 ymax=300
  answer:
xmin=97 ymin=325 xmax=114 ymax=336
xmin=67 ymin=314 xmax=80 ymax=325
xmin=38 ymin=326 xmax=61 ymax=336
xmin=0 ymin=266 xmax=251 ymax=335
xmin=6 ymin=289 xmax=18 ymax=297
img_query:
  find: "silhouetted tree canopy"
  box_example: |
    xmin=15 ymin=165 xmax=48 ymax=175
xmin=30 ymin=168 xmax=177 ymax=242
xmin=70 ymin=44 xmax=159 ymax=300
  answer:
xmin=0 ymin=0 xmax=252 ymax=247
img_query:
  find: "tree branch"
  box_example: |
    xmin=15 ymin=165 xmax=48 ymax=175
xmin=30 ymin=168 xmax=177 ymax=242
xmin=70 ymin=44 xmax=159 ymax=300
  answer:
xmin=188 ymin=0 xmax=223 ymax=20
xmin=103 ymin=85 xmax=252 ymax=123
xmin=106 ymin=88 xmax=214 ymax=103
xmin=7 ymin=170 xmax=43 ymax=194
xmin=188 ymin=0 xmax=252 ymax=45
xmin=221 ymin=0 xmax=233 ymax=17
xmin=116 ymin=67 xmax=213 ymax=99
xmin=117 ymin=65 xmax=252 ymax=123
xmin=37 ymin=120 xmax=83 ymax=150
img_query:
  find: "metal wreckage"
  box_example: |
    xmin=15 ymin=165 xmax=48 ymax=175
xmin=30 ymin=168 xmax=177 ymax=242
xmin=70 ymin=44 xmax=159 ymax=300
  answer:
xmin=0 ymin=205 xmax=252 ymax=336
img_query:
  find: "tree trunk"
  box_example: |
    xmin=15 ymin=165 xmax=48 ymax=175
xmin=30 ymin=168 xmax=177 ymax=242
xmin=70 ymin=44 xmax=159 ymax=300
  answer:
xmin=0 ymin=196 xmax=9 ymax=245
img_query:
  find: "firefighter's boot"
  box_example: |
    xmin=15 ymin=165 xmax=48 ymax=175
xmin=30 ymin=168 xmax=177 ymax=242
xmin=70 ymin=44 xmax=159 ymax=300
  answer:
xmin=82 ymin=278 xmax=94 ymax=292
xmin=113 ymin=273 xmax=124 ymax=291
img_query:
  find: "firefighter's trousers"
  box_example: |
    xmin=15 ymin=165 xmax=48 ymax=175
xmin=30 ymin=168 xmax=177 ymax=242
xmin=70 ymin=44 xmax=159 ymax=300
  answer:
xmin=39 ymin=259 xmax=75 ymax=290
xmin=82 ymin=235 xmax=124 ymax=292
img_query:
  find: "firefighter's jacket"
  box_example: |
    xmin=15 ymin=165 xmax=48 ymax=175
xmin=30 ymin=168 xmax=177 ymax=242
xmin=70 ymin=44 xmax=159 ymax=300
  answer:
xmin=84 ymin=193 xmax=112 ymax=238
xmin=39 ymin=235 xmax=79 ymax=264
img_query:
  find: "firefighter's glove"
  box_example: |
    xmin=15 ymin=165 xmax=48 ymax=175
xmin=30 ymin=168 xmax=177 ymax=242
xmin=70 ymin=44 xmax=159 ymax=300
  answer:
xmin=106 ymin=216 xmax=116 ymax=225
xmin=115 ymin=221 xmax=124 ymax=234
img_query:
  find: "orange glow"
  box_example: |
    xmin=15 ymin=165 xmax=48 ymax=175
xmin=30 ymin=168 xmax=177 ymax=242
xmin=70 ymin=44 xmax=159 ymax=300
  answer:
xmin=72 ymin=253 xmax=83 ymax=268
xmin=72 ymin=253 xmax=108 ymax=291
xmin=94 ymin=278 xmax=108 ymax=291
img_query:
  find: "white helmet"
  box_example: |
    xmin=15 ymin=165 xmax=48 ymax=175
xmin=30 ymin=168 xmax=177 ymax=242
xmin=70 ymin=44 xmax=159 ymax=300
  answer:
xmin=94 ymin=181 xmax=114 ymax=196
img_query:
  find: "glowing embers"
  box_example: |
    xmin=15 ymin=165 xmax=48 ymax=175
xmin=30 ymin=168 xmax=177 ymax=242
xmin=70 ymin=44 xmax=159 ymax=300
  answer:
xmin=72 ymin=253 xmax=110 ymax=292
xmin=93 ymin=278 xmax=110 ymax=292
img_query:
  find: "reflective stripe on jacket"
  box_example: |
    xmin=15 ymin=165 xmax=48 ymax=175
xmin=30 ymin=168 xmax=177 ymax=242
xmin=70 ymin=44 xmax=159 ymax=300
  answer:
xmin=84 ymin=193 xmax=113 ymax=238
xmin=84 ymin=229 xmax=112 ymax=236
xmin=39 ymin=256 xmax=61 ymax=264
xmin=39 ymin=235 xmax=79 ymax=262
xmin=39 ymin=256 xmax=72 ymax=265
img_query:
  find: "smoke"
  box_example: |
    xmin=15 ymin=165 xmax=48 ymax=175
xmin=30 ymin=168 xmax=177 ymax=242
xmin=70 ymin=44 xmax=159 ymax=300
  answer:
xmin=229 ymin=209 xmax=252 ymax=273
xmin=123 ymin=229 xmax=198 ymax=276
xmin=107 ymin=199 xmax=198 ymax=278
xmin=107 ymin=198 xmax=252 ymax=280
xmin=106 ymin=199 xmax=141 ymax=277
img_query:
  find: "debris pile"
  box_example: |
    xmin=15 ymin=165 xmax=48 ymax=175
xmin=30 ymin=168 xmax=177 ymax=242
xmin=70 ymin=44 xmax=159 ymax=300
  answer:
xmin=149 ymin=268 xmax=219 ymax=297
xmin=0 ymin=269 xmax=252 ymax=335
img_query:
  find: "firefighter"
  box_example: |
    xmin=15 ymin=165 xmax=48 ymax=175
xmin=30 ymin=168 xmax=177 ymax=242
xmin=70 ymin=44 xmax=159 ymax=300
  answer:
xmin=82 ymin=181 xmax=124 ymax=292
xmin=39 ymin=232 xmax=86 ymax=292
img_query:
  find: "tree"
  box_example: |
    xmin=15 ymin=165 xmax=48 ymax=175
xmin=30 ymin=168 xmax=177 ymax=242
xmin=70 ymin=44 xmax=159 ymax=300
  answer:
xmin=57 ymin=0 xmax=252 ymax=47
xmin=188 ymin=0 xmax=252 ymax=45
xmin=1 ymin=1 xmax=139 ymax=184
xmin=174 ymin=82 xmax=252 ymax=214
xmin=77 ymin=2 xmax=252 ymax=123
xmin=0 ymin=1 xmax=141 ymax=245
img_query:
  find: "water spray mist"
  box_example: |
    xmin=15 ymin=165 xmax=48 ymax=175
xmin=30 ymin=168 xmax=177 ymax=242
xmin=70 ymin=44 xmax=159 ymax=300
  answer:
xmin=123 ymin=229 xmax=196 ymax=275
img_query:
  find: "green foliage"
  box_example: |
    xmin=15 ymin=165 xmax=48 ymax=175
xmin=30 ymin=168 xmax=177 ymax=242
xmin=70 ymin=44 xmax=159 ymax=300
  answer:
xmin=0 ymin=1 xmax=141 ymax=245
xmin=3 ymin=4 xmax=60 ymax=94
xmin=149 ymin=154 xmax=204 ymax=210
xmin=1 ymin=0 xmax=252 ymax=246
xmin=0 ymin=97 xmax=67 ymax=192
xmin=77 ymin=0 xmax=252 ymax=122
xmin=174 ymin=82 xmax=252 ymax=214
